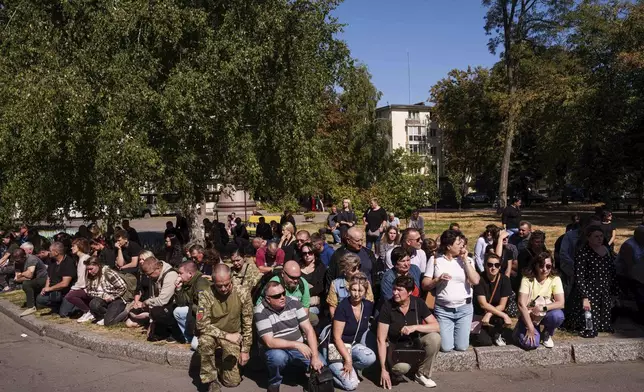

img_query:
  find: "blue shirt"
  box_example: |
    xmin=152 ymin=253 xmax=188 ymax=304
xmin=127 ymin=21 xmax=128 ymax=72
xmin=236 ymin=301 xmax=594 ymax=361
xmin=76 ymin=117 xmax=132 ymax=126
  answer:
xmin=380 ymin=265 xmax=422 ymax=300
xmin=320 ymin=243 xmax=335 ymax=267
xmin=333 ymin=298 xmax=373 ymax=344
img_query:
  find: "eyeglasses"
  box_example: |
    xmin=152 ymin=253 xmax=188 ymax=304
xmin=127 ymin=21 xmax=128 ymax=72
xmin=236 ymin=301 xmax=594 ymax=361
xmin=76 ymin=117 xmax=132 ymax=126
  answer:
xmin=267 ymin=291 xmax=286 ymax=299
xmin=486 ymin=262 xmax=501 ymax=269
xmin=301 ymin=251 xmax=314 ymax=256
xmin=542 ymin=264 xmax=553 ymax=270
xmin=351 ymin=263 xmax=362 ymax=272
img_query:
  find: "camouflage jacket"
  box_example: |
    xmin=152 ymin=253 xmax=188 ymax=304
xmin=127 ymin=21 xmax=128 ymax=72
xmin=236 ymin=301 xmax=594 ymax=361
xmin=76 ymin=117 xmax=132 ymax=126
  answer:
xmin=228 ymin=261 xmax=263 ymax=294
xmin=196 ymin=282 xmax=253 ymax=353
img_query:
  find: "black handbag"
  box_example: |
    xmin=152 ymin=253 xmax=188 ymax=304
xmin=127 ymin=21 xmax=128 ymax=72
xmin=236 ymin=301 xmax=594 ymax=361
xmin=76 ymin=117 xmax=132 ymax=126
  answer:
xmin=308 ymin=365 xmax=334 ymax=392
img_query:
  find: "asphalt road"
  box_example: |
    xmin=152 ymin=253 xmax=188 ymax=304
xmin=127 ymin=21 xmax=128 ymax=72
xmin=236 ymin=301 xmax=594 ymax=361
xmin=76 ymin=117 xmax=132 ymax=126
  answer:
xmin=1 ymin=312 xmax=644 ymax=392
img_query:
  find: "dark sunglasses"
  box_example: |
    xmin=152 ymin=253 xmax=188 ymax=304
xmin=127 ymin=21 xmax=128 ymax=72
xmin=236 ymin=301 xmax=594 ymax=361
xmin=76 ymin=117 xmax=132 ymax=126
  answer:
xmin=301 ymin=251 xmax=314 ymax=256
xmin=284 ymin=271 xmax=301 ymax=280
xmin=351 ymin=263 xmax=362 ymax=272
xmin=267 ymin=291 xmax=286 ymax=299
xmin=542 ymin=264 xmax=553 ymax=270
xmin=486 ymin=262 xmax=501 ymax=269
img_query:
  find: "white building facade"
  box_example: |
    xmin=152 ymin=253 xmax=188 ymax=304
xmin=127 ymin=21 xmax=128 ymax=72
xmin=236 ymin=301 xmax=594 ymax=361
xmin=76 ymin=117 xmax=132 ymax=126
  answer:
xmin=376 ymin=103 xmax=444 ymax=175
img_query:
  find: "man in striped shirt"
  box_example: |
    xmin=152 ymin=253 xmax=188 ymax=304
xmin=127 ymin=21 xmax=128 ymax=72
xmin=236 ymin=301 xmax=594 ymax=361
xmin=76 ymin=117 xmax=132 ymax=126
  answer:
xmin=254 ymin=281 xmax=324 ymax=392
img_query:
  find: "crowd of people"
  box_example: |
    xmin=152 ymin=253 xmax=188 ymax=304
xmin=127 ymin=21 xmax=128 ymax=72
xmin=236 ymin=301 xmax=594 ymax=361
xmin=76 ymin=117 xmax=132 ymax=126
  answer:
xmin=0 ymin=198 xmax=643 ymax=392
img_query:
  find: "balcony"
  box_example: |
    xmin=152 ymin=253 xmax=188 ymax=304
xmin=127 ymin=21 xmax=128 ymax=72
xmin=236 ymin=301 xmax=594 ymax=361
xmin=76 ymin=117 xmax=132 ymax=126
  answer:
xmin=406 ymin=118 xmax=426 ymax=126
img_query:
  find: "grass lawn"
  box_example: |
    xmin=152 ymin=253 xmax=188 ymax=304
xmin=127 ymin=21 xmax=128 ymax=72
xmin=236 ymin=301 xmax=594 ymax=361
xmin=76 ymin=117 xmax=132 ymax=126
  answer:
xmin=301 ymin=207 xmax=642 ymax=251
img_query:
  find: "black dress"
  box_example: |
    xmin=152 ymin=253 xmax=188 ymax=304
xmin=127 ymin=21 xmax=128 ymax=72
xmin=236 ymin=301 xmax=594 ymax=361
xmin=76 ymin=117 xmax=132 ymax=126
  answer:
xmin=571 ymin=244 xmax=616 ymax=337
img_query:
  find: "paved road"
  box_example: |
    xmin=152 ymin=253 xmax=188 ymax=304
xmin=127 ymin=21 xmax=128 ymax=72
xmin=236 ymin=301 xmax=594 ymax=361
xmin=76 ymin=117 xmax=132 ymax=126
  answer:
xmin=1 ymin=312 xmax=644 ymax=392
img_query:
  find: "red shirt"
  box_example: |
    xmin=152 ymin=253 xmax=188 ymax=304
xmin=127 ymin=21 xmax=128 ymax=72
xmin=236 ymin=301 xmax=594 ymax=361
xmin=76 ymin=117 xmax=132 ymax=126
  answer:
xmin=255 ymin=247 xmax=285 ymax=267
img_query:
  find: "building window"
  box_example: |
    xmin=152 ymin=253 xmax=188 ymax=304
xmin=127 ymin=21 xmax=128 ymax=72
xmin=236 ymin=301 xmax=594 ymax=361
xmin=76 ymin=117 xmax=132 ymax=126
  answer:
xmin=408 ymin=110 xmax=419 ymax=119
xmin=430 ymin=146 xmax=437 ymax=156
xmin=430 ymin=128 xmax=437 ymax=137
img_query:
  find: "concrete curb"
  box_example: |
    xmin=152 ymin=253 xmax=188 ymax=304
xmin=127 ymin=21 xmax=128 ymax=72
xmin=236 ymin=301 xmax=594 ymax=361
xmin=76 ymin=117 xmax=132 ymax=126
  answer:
xmin=0 ymin=299 xmax=194 ymax=368
xmin=1 ymin=299 xmax=643 ymax=371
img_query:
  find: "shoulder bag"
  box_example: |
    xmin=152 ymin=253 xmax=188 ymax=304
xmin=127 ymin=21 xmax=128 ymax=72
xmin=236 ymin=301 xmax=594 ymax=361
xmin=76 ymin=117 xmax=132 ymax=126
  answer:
xmin=386 ymin=303 xmax=425 ymax=375
xmin=470 ymin=274 xmax=501 ymax=334
xmin=308 ymin=365 xmax=334 ymax=392
xmin=327 ymin=302 xmax=363 ymax=363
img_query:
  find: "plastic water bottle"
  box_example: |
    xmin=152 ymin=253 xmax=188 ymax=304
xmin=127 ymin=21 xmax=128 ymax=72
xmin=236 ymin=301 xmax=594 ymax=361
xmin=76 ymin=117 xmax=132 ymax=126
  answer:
xmin=584 ymin=310 xmax=593 ymax=330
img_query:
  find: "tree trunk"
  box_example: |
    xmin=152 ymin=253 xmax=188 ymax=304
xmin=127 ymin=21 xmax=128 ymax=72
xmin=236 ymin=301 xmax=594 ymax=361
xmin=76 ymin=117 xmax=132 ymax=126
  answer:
xmin=499 ymin=57 xmax=517 ymax=210
xmin=188 ymin=206 xmax=205 ymax=246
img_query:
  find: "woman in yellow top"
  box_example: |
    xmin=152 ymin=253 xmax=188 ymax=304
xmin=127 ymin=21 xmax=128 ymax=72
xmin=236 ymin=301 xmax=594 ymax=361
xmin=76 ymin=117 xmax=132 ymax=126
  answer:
xmin=514 ymin=251 xmax=565 ymax=350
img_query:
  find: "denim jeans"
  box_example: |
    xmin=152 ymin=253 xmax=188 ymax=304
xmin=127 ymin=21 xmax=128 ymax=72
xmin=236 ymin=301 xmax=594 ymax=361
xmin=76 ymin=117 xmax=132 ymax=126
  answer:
xmin=331 ymin=229 xmax=342 ymax=244
xmin=514 ymin=309 xmax=565 ymax=350
xmin=265 ymin=348 xmax=325 ymax=387
xmin=328 ymin=344 xmax=376 ymax=390
xmin=365 ymin=234 xmax=380 ymax=251
xmin=36 ymin=290 xmax=65 ymax=313
xmin=434 ymin=302 xmax=474 ymax=352
xmin=506 ymin=228 xmax=519 ymax=238
xmin=173 ymin=306 xmax=192 ymax=342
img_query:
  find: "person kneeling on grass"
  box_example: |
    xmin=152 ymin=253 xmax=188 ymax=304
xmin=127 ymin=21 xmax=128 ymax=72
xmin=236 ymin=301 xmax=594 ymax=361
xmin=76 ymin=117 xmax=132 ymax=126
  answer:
xmin=77 ymin=257 xmax=130 ymax=325
xmin=514 ymin=251 xmax=565 ymax=350
xmin=35 ymin=242 xmax=77 ymax=315
xmin=173 ymin=261 xmax=211 ymax=349
xmin=138 ymin=256 xmax=181 ymax=342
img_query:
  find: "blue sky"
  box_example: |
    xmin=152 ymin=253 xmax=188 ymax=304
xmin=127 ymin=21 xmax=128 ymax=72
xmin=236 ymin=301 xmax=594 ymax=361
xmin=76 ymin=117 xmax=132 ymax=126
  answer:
xmin=333 ymin=0 xmax=500 ymax=106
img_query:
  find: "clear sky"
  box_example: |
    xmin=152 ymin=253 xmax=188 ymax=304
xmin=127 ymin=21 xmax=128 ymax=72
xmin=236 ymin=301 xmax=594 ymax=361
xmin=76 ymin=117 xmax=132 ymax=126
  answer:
xmin=333 ymin=0 xmax=500 ymax=106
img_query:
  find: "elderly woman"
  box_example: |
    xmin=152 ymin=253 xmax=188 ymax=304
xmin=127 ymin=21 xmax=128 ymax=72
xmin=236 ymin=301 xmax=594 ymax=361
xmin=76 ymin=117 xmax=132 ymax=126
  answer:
xmin=327 ymin=253 xmax=374 ymax=318
xmin=80 ymin=257 xmax=130 ymax=325
xmin=515 ymin=251 xmax=565 ymax=349
xmin=423 ymin=230 xmax=479 ymax=352
xmin=570 ymin=226 xmax=616 ymax=338
xmin=471 ymin=253 xmax=513 ymax=347
xmin=378 ymin=275 xmax=441 ymax=389
xmin=381 ymin=247 xmax=422 ymax=301
xmin=326 ymin=277 xmax=376 ymax=390
xmin=299 ymin=242 xmax=327 ymax=318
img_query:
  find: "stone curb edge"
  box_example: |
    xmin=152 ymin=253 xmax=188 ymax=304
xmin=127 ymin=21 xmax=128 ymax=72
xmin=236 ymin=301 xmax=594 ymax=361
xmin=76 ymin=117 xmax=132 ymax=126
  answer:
xmin=0 ymin=299 xmax=193 ymax=368
xmin=2 ymin=299 xmax=643 ymax=371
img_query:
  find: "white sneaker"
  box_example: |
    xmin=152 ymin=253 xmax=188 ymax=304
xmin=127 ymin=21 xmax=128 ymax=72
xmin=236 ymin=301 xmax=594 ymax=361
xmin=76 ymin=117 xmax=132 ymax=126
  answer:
xmin=495 ymin=334 xmax=507 ymax=347
xmin=415 ymin=373 xmax=437 ymax=388
xmin=96 ymin=319 xmax=105 ymax=326
xmin=19 ymin=307 xmax=37 ymax=317
xmin=77 ymin=312 xmax=95 ymax=323
xmin=542 ymin=336 xmax=554 ymax=348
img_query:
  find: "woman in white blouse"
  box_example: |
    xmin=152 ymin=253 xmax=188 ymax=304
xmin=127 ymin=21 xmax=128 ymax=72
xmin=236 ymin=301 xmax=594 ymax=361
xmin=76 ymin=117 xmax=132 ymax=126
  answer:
xmin=423 ymin=230 xmax=480 ymax=352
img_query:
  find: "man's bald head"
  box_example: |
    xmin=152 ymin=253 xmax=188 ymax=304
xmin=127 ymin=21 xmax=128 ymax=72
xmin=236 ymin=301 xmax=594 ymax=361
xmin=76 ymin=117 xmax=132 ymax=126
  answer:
xmin=213 ymin=263 xmax=232 ymax=279
xmin=284 ymin=260 xmax=300 ymax=275
xmin=347 ymin=227 xmax=362 ymax=240
xmin=346 ymin=227 xmax=364 ymax=251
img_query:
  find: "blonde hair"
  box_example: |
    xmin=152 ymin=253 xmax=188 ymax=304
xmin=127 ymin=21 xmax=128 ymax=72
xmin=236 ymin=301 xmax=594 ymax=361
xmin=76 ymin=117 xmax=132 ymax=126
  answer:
xmin=282 ymin=222 xmax=295 ymax=236
xmin=339 ymin=253 xmax=361 ymax=276
xmin=139 ymin=250 xmax=155 ymax=260
xmin=348 ymin=272 xmax=369 ymax=293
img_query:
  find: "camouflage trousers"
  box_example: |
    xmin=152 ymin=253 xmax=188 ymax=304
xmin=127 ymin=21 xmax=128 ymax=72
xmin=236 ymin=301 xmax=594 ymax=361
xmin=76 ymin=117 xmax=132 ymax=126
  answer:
xmin=198 ymin=334 xmax=242 ymax=386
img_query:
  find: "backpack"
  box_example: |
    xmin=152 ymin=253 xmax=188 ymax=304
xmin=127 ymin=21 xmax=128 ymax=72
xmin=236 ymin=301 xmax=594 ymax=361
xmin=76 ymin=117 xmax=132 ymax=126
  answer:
xmin=115 ymin=271 xmax=138 ymax=303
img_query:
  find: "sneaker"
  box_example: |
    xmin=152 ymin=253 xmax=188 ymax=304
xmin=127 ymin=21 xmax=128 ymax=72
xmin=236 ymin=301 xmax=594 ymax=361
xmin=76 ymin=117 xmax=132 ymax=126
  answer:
xmin=415 ymin=373 xmax=437 ymax=388
xmin=20 ymin=307 xmax=37 ymax=317
xmin=77 ymin=312 xmax=94 ymax=323
xmin=541 ymin=330 xmax=554 ymax=348
xmin=494 ymin=333 xmax=507 ymax=347
xmin=96 ymin=319 xmax=105 ymax=326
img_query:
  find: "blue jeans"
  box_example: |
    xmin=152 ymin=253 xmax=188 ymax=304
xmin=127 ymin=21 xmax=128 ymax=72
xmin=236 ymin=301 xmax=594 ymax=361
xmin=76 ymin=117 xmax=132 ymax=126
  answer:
xmin=366 ymin=234 xmax=381 ymax=251
xmin=265 ymin=348 xmax=325 ymax=387
xmin=173 ymin=306 xmax=193 ymax=342
xmin=433 ymin=302 xmax=474 ymax=352
xmin=332 ymin=229 xmax=342 ymax=244
xmin=513 ymin=309 xmax=565 ymax=350
xmin=506 ymin=228 xmax=519 ymax=237
xmin=327 ymin=344 xmax=376 ymax=390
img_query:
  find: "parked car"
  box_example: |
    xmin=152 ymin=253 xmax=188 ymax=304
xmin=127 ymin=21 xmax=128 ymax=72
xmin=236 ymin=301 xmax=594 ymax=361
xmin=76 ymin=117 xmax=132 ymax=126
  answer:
xmin=464 ymin=192 xmax=491 ymax=203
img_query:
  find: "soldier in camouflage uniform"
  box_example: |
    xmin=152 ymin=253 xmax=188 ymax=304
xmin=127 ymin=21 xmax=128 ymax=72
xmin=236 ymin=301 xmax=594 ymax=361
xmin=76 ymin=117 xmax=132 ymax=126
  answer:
xmin=227 ymin=246 xmax=263 ymax=294
xmin=196 ymin=264 xmax=253 ymax=392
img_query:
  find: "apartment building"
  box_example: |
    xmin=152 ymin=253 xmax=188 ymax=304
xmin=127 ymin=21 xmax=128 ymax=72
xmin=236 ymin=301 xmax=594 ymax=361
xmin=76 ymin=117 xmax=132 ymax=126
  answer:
xmin=375 ymin=102 xmax=444 ymax=175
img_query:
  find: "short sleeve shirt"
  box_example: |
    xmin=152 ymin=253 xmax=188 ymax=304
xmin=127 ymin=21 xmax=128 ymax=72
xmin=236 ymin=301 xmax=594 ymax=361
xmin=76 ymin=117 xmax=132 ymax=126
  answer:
xmin=267 ymin=275 xmax=310 ymax=308
xmin=378 ymin=296 xmax=432 ymax=343
xmin=424 ymin=254 xmax=473 ymax=307
xmin=519 ymin=276 xmax=564 ymax=302
xmin=254 ymin=297 xmax=308 ymax=342
xmin=333 ymin=298 xmax=373 ymax=344
xmin=473 ymin=274 xmax=512 ymax=316
xmin=364 ymin=208 xmax=388 ymax=233
xmin=48 ymin=256 xmax=77 ymax=290
xmin=121 ymin=241 xmax=142 ymax=274
xmin=21 ymin=255 xmax=49 ymax=279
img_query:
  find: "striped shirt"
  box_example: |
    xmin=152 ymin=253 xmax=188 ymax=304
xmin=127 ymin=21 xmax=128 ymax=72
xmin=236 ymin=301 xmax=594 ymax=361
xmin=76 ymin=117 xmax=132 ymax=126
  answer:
xmin=254 ymin=297 xmax=308 ymax=343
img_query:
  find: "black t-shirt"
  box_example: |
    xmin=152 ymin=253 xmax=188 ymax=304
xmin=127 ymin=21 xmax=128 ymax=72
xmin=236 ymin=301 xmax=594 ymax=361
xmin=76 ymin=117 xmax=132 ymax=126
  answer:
xmin=99 ymin=248 xmax=117 ymax=269
xmin=48 ymin=255 xmax=77 ymax=292
xmin=378 ymin=296 xmax=432 ymax=343
xmin=501 ymin=244 xmax=518 ymax=272
xmin=335 ymin=210 xmax=357 ymax=229
xmin=600 ymin=222 xmax=614 ymax=245
xmin=502 ymin=205 xmax=521 ymax=229
xmin=364 ymin=207 xmax=387 ymax=233
xmin=473 ymin=274 xmax=512 ymax=316
xmin=121 ymin=241 xmax=142 ymax=274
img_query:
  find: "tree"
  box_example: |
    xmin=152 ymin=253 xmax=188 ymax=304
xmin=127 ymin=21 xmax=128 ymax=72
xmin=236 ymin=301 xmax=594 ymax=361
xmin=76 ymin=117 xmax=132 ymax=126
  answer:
xmin=483 ymin=0 xmax=573 ymax=207
xmin=0 ymin=0 xmax=355 ymax=234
